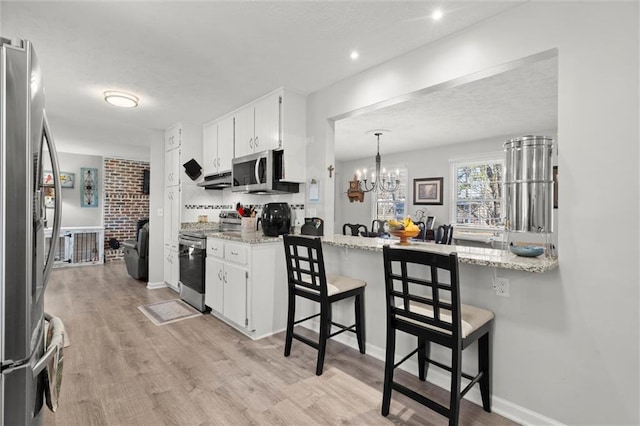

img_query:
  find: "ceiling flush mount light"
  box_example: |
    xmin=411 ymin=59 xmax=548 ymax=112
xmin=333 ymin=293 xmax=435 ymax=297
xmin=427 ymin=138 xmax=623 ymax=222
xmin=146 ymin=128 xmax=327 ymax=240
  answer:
xmin=350 ymin=50 xmax=359 ymax=60
xmin=431 ymin=9 xmax=444 ymax=21
xmin=104 ymin=90 xmax=139 ymax=108
xmin=348 ymin=130 xmax=399 ymax=202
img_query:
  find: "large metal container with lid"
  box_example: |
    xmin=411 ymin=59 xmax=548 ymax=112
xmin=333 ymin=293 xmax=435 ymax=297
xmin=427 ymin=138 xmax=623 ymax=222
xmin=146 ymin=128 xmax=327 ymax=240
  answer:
xmin=504 ymin=135 xmax=554 ymax=233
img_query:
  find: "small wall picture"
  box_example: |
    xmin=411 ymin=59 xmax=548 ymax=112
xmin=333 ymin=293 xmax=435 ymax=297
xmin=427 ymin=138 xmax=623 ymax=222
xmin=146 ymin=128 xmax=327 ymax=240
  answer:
xmin=43 ymin=171 xmax=75 ymax=188
xmin=81 ymin=167 xmax=98 ymax=208
xmin=44 ymin=187 xmax=55 ymax=208
xmin=413 ymin=177 xmax=444 ymax=205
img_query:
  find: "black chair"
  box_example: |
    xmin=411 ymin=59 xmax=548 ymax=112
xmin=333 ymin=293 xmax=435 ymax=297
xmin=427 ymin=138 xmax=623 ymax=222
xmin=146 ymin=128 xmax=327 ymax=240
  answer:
xmin=380 ymin=245 xmax=494 ymax=425
xmin=342 ymin=223 xmax=367 ymax=236
xmin=123 ymin=222 xmax=149 ymax=280
xmin=436 ymin=224 xmax=454 ymax=245
xmin=283 ymin=235 xmax=366 ymax=375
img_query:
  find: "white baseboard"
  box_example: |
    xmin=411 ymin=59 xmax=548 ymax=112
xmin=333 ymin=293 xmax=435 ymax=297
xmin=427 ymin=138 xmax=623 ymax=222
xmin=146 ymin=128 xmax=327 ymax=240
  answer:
xmin=303 ymin=322 xmax=565 ymax=426
xmin=146 ymin=281 xmax=167 ymax=290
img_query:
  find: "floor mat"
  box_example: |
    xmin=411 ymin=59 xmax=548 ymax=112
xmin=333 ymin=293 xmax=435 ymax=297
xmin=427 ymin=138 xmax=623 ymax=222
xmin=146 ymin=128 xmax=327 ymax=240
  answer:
xmin=138 ymin=299 xmax=202 ymax=326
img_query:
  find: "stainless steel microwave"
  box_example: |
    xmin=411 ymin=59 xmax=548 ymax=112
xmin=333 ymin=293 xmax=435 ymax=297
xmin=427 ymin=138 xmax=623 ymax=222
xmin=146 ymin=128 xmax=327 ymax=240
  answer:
xmin=231 ymin=149 xmax=299 ymax=194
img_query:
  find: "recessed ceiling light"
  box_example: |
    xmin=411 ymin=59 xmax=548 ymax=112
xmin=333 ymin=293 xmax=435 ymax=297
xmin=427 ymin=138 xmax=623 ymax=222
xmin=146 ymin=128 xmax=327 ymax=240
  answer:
xmin=431 ymin=9 xmax=443 ymax=21
xmin=350 ymin=50 xmax=359 ymax=60
xmin=104 ymin=91 xmax=139 ymax=108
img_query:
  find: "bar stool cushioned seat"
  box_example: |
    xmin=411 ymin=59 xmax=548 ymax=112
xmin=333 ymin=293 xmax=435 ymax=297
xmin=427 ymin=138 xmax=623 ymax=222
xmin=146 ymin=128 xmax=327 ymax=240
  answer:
xmin=283 ymin=235 xmax=366 ymax=375
xmin=381 ymin=245 xmax=494 ymax=425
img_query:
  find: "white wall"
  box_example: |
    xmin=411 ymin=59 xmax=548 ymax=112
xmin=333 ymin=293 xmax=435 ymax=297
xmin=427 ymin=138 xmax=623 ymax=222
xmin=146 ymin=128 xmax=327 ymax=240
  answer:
xmin=307 ymin=2 xmax=638 ymax=425
xmin=49 ymin=151 xmax=103 ymax=227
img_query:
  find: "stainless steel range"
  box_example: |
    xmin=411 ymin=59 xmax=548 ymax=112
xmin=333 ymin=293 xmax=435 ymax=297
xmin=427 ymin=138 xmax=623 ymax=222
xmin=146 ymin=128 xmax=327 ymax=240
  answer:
xmin=178 ymin=231 xmax=207 ymax=312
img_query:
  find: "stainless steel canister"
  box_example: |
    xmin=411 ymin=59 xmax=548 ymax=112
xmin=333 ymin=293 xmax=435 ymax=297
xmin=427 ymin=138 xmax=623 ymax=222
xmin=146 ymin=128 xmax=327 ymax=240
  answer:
xmin=504 ymin=135 xmax=554 ymax=233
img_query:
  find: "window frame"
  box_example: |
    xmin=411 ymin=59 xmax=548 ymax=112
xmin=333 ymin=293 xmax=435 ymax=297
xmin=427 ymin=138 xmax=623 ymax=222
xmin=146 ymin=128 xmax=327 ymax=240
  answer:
xmin=372 ymin=163 xmax=408 ymax=222
xmin=449 ymin=152 xmax=505 ymax=231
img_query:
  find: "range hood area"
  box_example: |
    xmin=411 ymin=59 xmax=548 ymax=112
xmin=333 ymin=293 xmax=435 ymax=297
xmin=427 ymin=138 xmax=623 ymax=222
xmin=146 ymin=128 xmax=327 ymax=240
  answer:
xmin=197 ymin=171 xmax=232 ymax=190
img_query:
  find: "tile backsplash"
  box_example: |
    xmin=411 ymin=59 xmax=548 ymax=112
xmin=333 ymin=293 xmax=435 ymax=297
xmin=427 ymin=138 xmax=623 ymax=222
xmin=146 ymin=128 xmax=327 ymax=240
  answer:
xmin=181 ymin=182 xmax=306 ymax=224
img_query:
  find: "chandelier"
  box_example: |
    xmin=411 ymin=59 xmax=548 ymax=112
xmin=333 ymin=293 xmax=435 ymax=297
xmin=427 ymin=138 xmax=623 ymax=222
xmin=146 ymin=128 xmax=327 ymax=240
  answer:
xmin=347 ymin=130 xmax=399 ymax=202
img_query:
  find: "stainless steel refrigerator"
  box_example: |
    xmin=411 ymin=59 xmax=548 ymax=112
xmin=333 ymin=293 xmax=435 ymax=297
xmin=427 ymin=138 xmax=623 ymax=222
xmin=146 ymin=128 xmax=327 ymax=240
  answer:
xmin=0 ymin=37 xmax=63 ymax=425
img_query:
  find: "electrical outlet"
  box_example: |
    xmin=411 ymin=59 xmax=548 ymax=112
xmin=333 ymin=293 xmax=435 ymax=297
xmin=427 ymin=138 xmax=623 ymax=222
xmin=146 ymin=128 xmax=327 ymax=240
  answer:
xmin=495 ymin=277 xmax=510 ymax=297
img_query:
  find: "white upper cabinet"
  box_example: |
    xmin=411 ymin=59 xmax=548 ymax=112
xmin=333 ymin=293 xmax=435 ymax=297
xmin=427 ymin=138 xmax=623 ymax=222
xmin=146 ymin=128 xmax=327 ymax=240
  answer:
xmin=202 ymin=121 xmax=218 ymax=174
xmin=217 ymin=116 xmax=234 ymax=172
xmin=235 ymin=92 xmax=280 ymax=157
xmin=234 ymin=106 xmax=254 ymax=158
xmin=254 ymin=92 xmax=281 ymax=152
xmin=165 ymin=123 xmax=182 ymax=151
xmin=209 ymin=87 xmax=306 ymax=182
xmin=203 ymin=115 xmax=235 ymax=175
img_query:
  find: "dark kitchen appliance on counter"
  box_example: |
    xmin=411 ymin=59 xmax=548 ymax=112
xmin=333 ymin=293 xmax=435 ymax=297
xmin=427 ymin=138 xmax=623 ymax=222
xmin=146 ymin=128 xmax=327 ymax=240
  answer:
xmin=301 ymin=217 xmax=324 ymax=236
xmin=260 ymin=203 xmax=292 ymax=236
xmin=178 ymin=231 xmax=208 ymax=312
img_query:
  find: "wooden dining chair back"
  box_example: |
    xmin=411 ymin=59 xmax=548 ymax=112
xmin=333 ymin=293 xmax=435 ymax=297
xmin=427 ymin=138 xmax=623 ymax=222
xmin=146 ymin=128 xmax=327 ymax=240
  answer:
xmin=342 ymin=223 xmax=368 ymax=236
xmin=283 ymin=235 xmax=367 ymax=375
xmin=381 ymin=245 xmax=494 ymax=425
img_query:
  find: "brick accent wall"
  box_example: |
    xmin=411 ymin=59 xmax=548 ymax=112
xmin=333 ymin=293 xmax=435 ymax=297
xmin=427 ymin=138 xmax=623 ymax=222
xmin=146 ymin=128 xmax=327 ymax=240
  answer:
xmin=103 ymin=158 xmax=150 ymax=262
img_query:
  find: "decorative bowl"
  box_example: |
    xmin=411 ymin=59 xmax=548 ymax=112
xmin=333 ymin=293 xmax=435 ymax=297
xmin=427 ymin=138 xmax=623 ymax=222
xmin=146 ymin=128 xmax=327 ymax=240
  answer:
xmin=509 ymin=245 xmax=545 ymax=257
xmin=390 ymin=229 xmax=421 ymax=245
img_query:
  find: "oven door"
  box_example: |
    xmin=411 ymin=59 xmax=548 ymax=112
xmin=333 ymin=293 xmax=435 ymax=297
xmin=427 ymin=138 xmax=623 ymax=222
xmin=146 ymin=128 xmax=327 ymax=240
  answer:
xmin=178 ymin=236 xmax=206 ymax=293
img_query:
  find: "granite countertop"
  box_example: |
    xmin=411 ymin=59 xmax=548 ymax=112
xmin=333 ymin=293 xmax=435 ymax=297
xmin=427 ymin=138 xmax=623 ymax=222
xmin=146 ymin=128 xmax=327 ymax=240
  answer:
xmin=204 ymin=231 xmax=282 ymax=244
xmin=321 ymin=234 xmax=558 ymax=273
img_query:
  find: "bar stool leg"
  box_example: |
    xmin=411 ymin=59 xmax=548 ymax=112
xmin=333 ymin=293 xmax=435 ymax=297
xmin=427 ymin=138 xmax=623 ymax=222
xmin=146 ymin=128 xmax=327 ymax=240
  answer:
xmin=478 ymin=332 xmax=491 ymax=412
xmin=284 ymin=290 xmax=295 ymax=357
xmin=355 ymin=292 xmax=366 ymax=354
xmin=381 ymin=326 xmax=396 ymax=416
xmin=418 ymin=337 xmax=430 ymax=381
xmin=316 ymin=304 xmax=330 ymax=376
xmin=449 ymin=348 xmax=462 ymax=426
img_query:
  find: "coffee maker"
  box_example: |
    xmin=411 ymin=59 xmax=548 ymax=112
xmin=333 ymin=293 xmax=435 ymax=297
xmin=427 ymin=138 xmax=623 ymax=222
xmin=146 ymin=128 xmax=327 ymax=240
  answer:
xmin=260 ymin=203 xmax=291 ymax=236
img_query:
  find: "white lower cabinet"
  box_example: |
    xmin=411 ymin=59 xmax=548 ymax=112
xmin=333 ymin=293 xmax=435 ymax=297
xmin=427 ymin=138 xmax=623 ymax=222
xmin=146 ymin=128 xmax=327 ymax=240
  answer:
xmin=164 ymin=247 xmax=179 ymax=292
xmin=222 ymin=262 xmax=248 ymax=328
xmin=205 ymin=237 xmax=286 ymax=339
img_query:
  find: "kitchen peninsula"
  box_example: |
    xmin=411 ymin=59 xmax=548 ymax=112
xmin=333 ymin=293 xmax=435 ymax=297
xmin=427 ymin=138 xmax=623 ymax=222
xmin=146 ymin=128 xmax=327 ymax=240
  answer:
xmin=322 ymin=234 xmax=558 ymax=273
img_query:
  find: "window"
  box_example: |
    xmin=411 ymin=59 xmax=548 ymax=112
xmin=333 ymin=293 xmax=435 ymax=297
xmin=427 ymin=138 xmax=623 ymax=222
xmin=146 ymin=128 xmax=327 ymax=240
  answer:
xmin=450 ymin=154 xmax=504 ymax=229
xmin=374 ymin=167 xmax=408 ymax=221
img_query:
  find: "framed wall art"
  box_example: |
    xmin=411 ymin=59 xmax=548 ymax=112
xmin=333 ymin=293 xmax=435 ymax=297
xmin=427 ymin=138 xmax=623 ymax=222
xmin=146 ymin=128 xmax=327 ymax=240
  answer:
xmin=43 ymin=170 xmax=75 ymax=188
xmin=81 ymin=167 xmax=98 ymax=208
xmin=413 ymin=177 xmax=443 ymax=205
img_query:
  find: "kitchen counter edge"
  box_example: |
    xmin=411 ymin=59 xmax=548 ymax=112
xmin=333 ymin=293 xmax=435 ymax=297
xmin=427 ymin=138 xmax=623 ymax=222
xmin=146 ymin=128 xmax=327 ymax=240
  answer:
xmin=321 ymin=234 xmax=558 ymax=273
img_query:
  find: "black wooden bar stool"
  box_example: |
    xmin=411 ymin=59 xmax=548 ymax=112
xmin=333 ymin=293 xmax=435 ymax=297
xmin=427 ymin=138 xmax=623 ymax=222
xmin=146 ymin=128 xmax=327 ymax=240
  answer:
xmin=381 ymin=245 xmax=494 ymax=425
xmin=283 ymin=235 xmax=366 ymax=375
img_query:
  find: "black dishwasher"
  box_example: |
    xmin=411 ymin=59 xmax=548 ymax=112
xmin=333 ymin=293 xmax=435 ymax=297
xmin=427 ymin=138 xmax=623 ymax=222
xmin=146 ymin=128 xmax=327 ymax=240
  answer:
xmin=178 ymin=231 xmax=207 ymax=312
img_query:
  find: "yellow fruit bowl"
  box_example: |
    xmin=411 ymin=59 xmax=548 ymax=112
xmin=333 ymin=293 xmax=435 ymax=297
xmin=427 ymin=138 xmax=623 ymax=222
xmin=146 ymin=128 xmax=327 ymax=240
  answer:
xmin=389 ymin=228 xmax=421 ymax=245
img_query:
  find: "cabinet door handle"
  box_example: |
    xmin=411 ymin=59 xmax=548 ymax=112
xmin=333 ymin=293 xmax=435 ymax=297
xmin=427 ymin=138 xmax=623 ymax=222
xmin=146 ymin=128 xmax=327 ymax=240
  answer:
xmin=249 ymin=137 xmax=253 ymax=149
xmin=230 ymin=251 xmax=238 ymax=256
xmin=254 ymin=136 xmax=259 ymax=147
xmin=218 ymin=270 xmax=222 ymax=280
xmin=223 ymin=272 xmax=228 ymax=283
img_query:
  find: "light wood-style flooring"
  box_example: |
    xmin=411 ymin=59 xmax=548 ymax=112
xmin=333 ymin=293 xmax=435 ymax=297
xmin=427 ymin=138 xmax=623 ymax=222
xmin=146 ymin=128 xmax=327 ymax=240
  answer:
xmin=44 ymin=262 xmax=519 ymax=426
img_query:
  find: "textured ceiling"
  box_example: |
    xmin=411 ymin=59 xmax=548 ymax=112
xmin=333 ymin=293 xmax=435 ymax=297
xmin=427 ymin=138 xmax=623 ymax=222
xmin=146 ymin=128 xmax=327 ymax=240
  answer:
xmin=1 ymin=1 xmax=525 ymax=159
xmin=335 ymin=55 xmax=558 ymax=161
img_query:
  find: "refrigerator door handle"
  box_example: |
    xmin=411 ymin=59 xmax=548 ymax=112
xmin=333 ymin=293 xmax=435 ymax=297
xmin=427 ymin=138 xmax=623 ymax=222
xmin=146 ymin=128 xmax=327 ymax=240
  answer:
xmin=42 ymin=112 xmax=62 ymax=286
xmin=32 ymin=339 xmax=58 ymax=376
